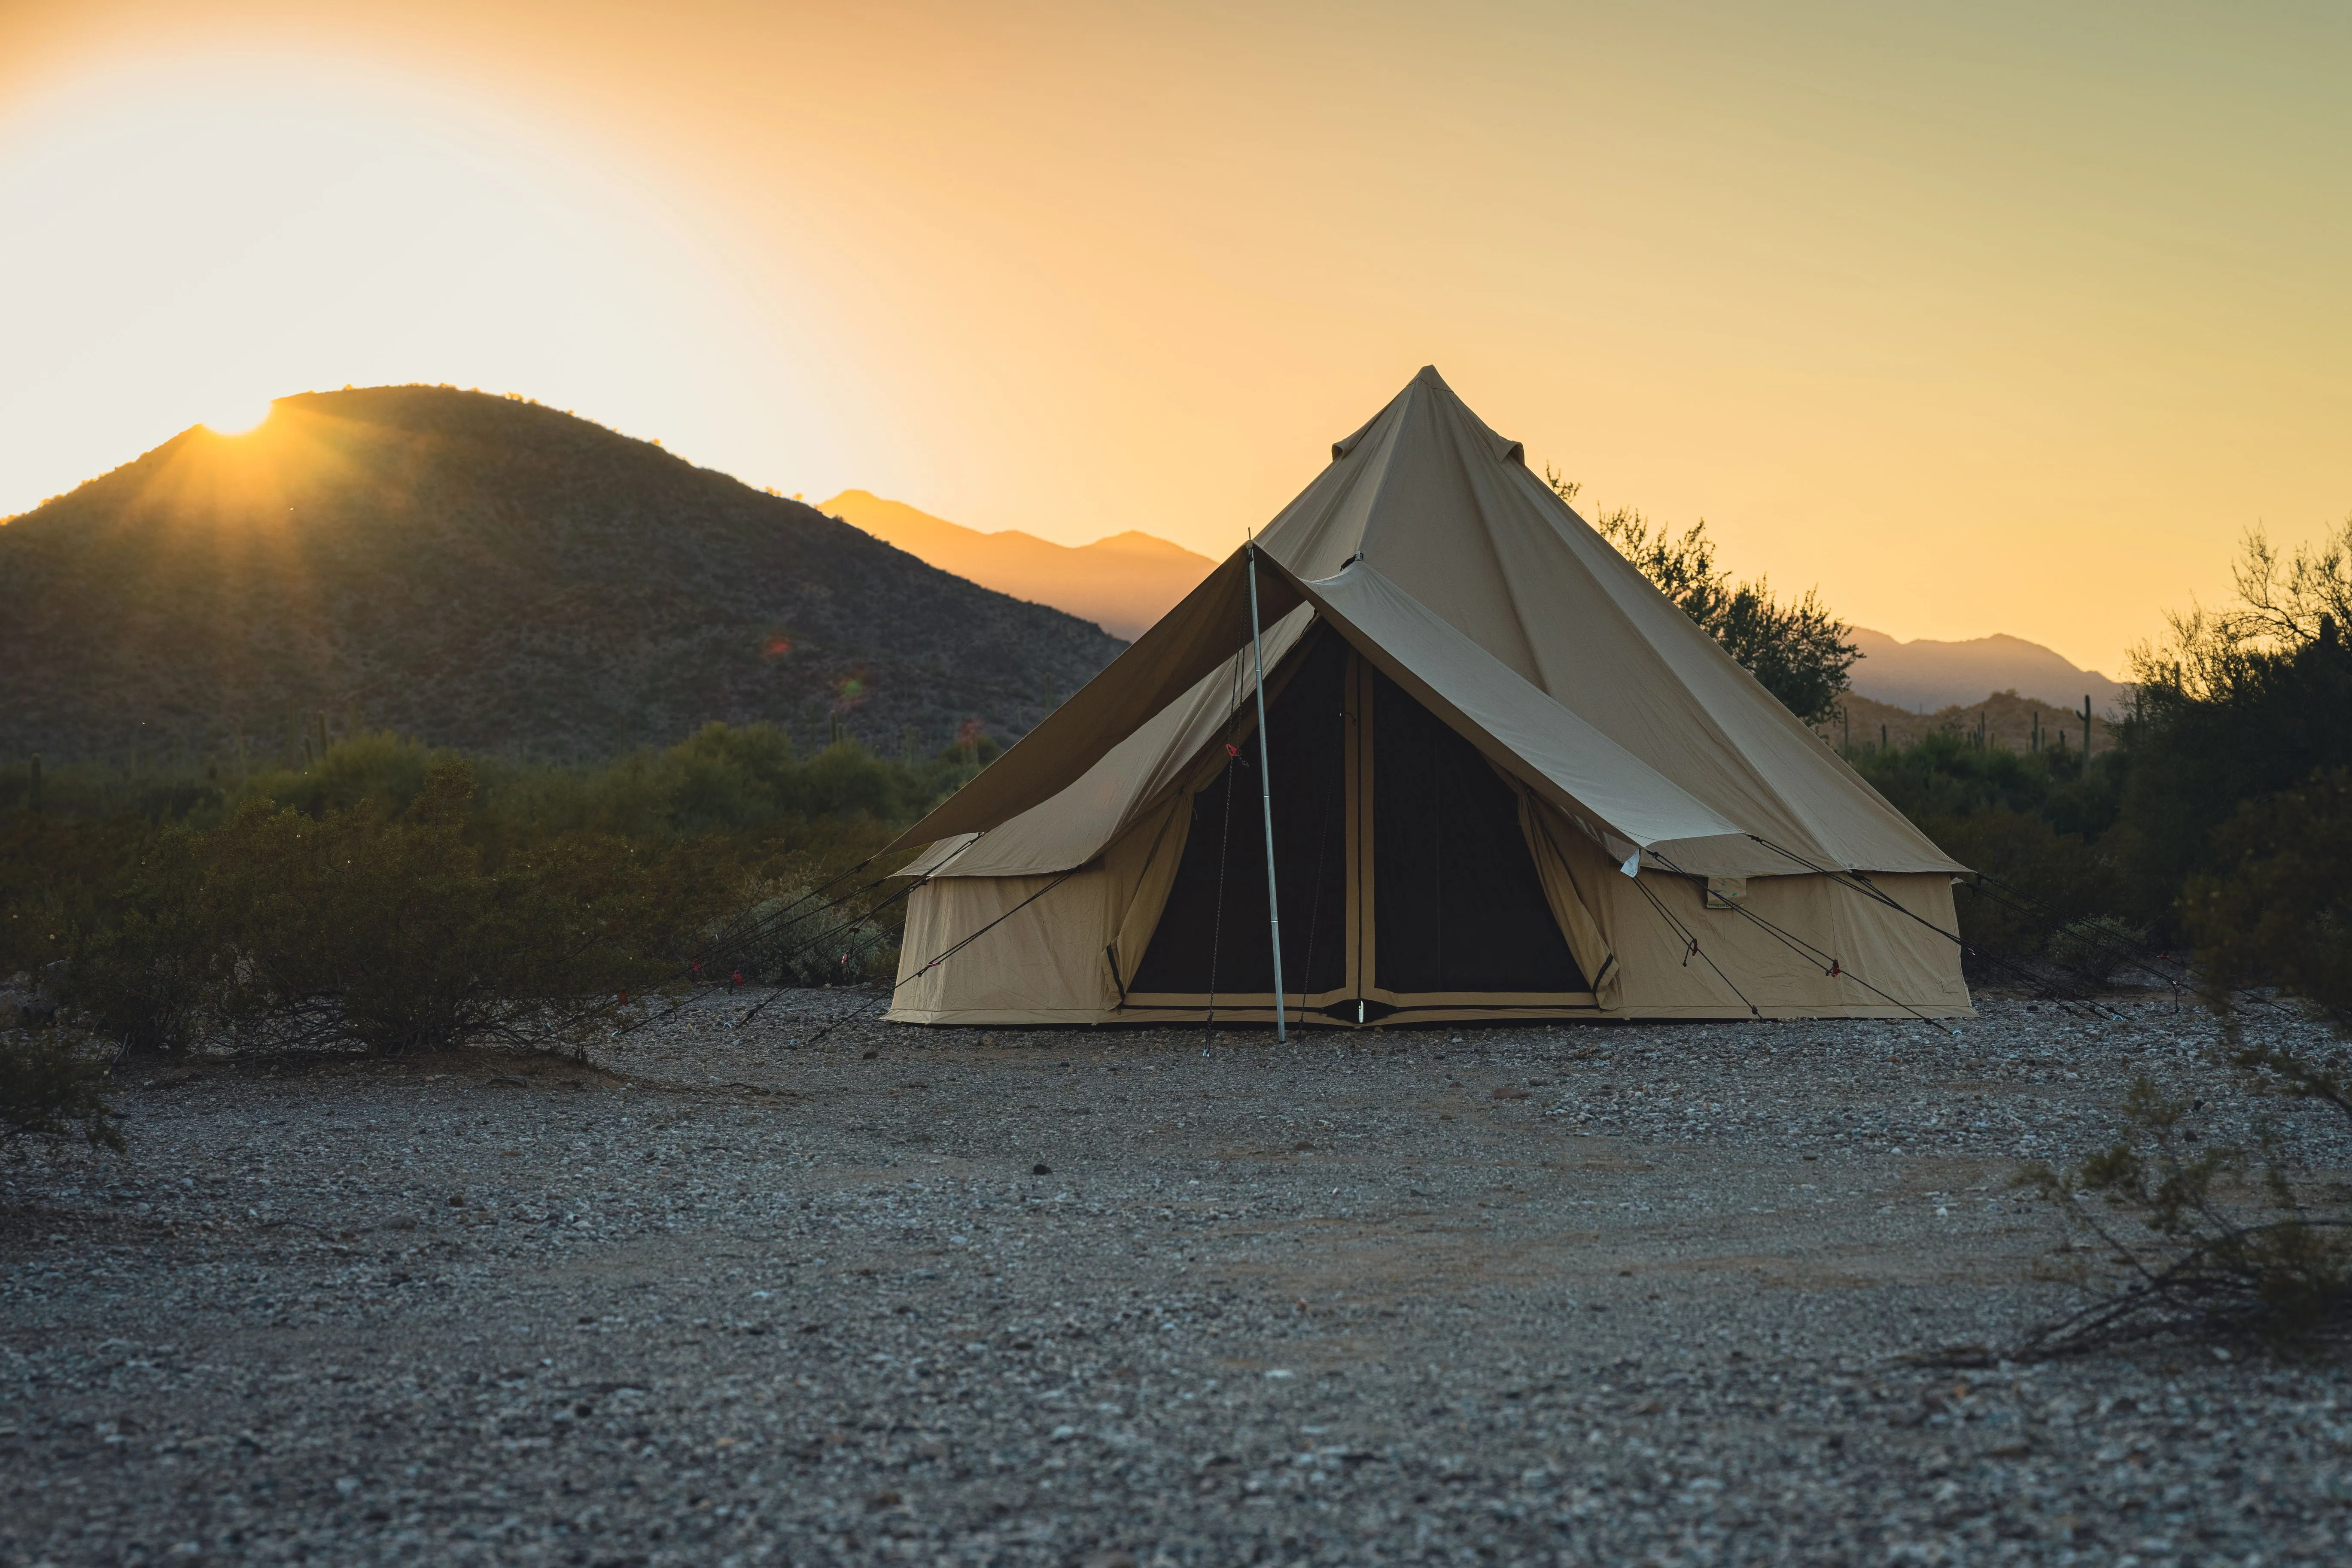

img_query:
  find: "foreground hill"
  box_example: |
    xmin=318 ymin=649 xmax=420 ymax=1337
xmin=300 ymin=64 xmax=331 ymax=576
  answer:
xmin=820 ymin=490 xmax=1215 ymax=639
xmin=1848 ymin=627 xmax=2126 ymax=713
xmin=0 ymin=388 xmax=1125 ymax=766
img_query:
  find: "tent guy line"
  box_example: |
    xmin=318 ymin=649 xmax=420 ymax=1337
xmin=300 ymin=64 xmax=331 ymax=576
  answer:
xmin=1245 ymin=539 xmax=1288 ymax=1043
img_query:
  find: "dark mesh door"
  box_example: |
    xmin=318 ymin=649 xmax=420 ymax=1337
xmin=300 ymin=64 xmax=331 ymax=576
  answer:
xmin=1371 ymin=667 xmax=1585 ymax=994
xmin=1127 ymin=634 xmax=1349 ymax=997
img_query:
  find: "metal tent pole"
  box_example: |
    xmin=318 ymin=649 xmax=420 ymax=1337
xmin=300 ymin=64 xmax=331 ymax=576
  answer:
xmin=1246 ymin=541 xmax=1287 ymax=1042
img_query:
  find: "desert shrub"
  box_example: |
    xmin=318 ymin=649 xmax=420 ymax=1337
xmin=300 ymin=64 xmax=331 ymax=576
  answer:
xmin=69 ymin=827 xmax=228 ymax=1055
xmin=5 ymin=723 xmax=931 ymax=1060
xmin=2119 ymin=532 xmax=2352 ymax=934
xmin=723 ymin=877 xmax=902 ymax=988
xmin=2020 ymin=1045 xmax=2352 ymax=1354
xmin=2180 ymin=768 xmax=2352 ymax=1024
xmin=2045 ymin=916 xmax=2157 ymax=988
xmin=71 ymin=758 xmax=716 ymax=1057
xmin=1922 ymin=807 xmax=2117 ymax=965
xmin=234 ymin=731 xmax=437 ymax=822
xmin=0 ymin=1027 xmax=122 ymax=1151
xmin=0 ymin=813 xmax=158 ymax=977
xmin=1853 ymin=731 xmax=2125 ymax=837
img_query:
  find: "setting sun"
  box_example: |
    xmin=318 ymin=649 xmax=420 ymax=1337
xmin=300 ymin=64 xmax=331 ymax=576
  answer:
xmin=199 ymin=399 xmax=272 ymax=436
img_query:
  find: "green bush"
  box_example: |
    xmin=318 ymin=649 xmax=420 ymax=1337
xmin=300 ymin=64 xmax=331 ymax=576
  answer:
xmin=1899 ymin=805 xmax=2118 ymax=973
xmin=724 ymin=877 xmax=903 ymax=988
xmin=2020 ymin=1068 xmax=2352 ymax=1353
xmin=1 ymin=722 xmax=964 ymax=1058
xmin=70 ymin=826 xmax=226 ymax=1054
xmin=0 ymin=1028 xmax=122 ymax=1151
xmin=1849 ymin=732 xmax=2124 ymax=840
xmin=2045 ymin=915 xmax=2156 ymax=988
xmin=2181 ymin=767 xmax=2352 ymax=1024
xmin=72 ymin=758 xmax=725 ymax=1058
xmin=0 ymin=813 xmax=156 ymax=977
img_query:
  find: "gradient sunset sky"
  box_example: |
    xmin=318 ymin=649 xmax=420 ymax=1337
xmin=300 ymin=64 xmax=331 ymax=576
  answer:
xmin=4 ymin=0 xmax=2346 ymax=673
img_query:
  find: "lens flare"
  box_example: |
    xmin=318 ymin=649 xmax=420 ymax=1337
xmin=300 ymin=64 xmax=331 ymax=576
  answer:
xmin=201 ymin=399 xmax=274 ymax=436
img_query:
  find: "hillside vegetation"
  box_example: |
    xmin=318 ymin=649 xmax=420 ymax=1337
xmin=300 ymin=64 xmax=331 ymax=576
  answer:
xmin=0 ymin=721 xmax=1002 ymax=1061
xmin=0 ymin=387 xmax=1124 ymax=767
xmin=1824 ymin=691 xmax=2115 ymax=755
xmin=1829 ymin=518 xmax=2352 ymax=1003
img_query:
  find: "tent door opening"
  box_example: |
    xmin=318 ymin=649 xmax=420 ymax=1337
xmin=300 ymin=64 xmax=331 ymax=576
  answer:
xmin=1125 ymin=630 xmax=1592 ymax=1020
xmin=1360 ymin=660 xmax=1588 ymax=1002
xmin=1125 ymin=630 xmax=1351 ymax=1006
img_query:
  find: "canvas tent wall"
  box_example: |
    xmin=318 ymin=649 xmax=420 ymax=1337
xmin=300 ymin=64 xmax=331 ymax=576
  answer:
xmin=885 ymin=368 xmax=1971 ymax=1025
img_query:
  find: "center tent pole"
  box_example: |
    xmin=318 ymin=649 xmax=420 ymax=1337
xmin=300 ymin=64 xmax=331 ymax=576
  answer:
xmin=1245 ymin=540 xmax=1287 ymax=1043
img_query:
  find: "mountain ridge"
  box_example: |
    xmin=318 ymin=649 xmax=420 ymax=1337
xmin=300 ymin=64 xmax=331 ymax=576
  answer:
xmin=816 ymin=492 xmax=2127 ymax=715
xmin=819 ymin=490 xmax=1215 ymax=639
xmin=0 ymin=388 xmax=1125 ymax=767
xmin=1847 ymin=626 xmax=2127 ymax=714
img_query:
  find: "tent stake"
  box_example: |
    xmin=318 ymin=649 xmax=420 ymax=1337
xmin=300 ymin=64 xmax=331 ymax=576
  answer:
xmin=1246 ymin=541 xmax=1287 ymax=1042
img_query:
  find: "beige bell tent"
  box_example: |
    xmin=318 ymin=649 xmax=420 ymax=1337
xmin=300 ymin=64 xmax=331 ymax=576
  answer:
xmin=885 ymin=367 xmax=1971 ymax=1026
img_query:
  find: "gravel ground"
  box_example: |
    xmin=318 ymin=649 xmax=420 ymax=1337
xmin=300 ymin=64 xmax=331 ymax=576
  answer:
xmin=5 ymin=993 xmax=2349 ymax=1566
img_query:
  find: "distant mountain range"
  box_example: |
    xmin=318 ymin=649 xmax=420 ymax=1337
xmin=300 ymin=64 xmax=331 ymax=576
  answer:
xmin=1846 ymin=627 xmax=2128 ymax=715
xmin=0 ymin=389 xmax=1123 ymax=766
xmin=820 ymin=490 xmax=1215 ymax=640
xmin=815 ymin=490 xmax=2129 ymax=717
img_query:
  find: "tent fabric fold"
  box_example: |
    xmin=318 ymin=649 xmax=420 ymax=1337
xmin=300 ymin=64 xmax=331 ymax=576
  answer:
xmin=1106 ymin=789 xmax=1193 ymax=999
xmin=1512 ymin=787 xmax=1625 ymax=1010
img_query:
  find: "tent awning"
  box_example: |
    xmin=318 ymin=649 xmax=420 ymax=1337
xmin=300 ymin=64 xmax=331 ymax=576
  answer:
xmin=1295 ymin=557 xmax=1747 ymax=862
xmin=888 ymin=545 xmax=1300 ymax=854
xmin=893 ymin=547 xmax=1758 ymax=874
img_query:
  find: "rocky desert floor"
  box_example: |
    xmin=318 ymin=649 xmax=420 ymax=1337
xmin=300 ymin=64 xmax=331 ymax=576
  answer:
xmin=5 ymin=993 xmax=2351 ymax=1566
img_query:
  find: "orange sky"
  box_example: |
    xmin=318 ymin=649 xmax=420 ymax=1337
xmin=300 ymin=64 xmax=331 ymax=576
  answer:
xmin=4 ymin=0 xmax=2347 ymax=673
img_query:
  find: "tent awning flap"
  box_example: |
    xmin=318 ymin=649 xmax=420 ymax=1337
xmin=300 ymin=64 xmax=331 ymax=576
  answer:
xmin=887 ymin=547 xmax=1302 ymax=853
xmin=1287 ymin=558 xmax=1744 ymax=853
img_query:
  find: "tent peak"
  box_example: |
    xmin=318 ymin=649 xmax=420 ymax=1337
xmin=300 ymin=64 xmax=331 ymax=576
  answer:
xmin=1331 ymin=366 xmax=1523 ymax=466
